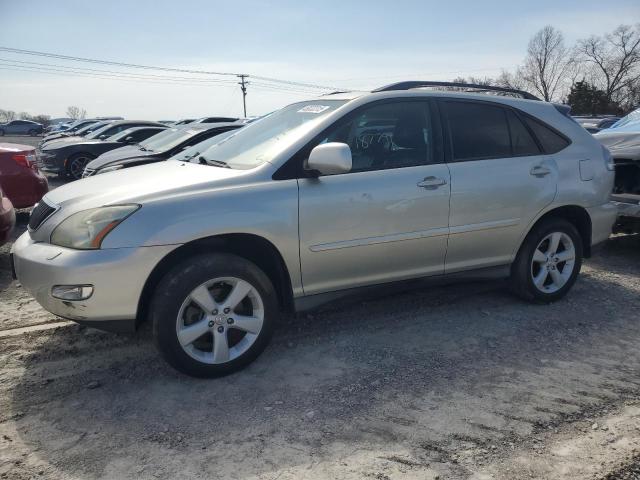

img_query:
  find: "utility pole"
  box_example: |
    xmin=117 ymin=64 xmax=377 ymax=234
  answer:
xmin=238 ymin=74 xmax=248 ymax=117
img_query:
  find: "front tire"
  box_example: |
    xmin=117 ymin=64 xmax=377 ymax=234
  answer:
xmin=0 ymin=129 xmax=4 ymax=136
xmin=151 ymin=253 xmax=277 ymax=378
xmin=28 ymin=129 xmax=38 ymax=136
xmin=66 ymin=153 xmax=94 ymax=180
xmin=511 ymin=218 xmax=583 ymax=303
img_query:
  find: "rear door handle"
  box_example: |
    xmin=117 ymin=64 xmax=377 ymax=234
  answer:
xmin=417 ymin=176 xmax=447 ymax=189
xmin=530 ymin=165 xmax=551 ymax=177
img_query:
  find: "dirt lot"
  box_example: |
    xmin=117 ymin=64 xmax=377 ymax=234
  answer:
xmin=1 ymin=137 xmax=640 ymax=479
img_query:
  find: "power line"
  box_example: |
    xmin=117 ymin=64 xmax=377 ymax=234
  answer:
xmin=0 ymin=46 xmax=338 ymax=90
xmin=0 ymin=62 xmax=328 ymax=95
xmin=0 ymin=46 xmax=341 ymax=113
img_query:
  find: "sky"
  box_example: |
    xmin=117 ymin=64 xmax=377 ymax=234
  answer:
xmin=0 ymin=0 xmax=638 ymax=120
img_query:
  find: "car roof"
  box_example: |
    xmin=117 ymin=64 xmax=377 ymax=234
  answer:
xmin=176 ymin=122 xmax=242 ymax=131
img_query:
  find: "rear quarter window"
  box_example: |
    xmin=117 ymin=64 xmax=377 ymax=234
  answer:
xmin=522 ymin=116 xmax=571 ymax=154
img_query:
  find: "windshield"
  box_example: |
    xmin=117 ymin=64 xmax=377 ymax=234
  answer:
xmin=86 ymin=123 xmax=117 ymax=139
xmin=199 ymin=100 xmax=347 ymax=169
xmin=74 ymin=122 xmax=105 ymax=136
xmin=138 ymin=126 xmax=201 ymax=153
xmin=169 ymin=129 xmax=239 ymax=162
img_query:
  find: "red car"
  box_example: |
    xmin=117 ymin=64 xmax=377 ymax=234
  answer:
xmin=0 ymin=186 xmax=15 ymax=246
xmin=0 ymin=143 xmax=48 ymax=208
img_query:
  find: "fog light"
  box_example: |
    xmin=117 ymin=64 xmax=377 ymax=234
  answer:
xmin=51 ymin=285 xmax=94 ymax=301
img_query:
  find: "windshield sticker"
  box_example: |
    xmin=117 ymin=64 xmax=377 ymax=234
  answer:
xmin=298 ymin=105 xmax=330 ymax=114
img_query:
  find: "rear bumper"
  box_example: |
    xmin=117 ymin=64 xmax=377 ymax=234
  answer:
xmin=11 ymin=232 xmax=179 ymax=326
xmin=10 ymin=172 xmax=49 ymax=209
xmin=586 ymin=202 xmax=619 ymax=248
xmin=0 ymin=197 xmax=15 ymax=246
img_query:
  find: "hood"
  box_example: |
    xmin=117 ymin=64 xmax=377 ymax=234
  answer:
xmin=86 ymin=145 xmax=161 ymax=169
xmin=594 ymin=131 xmax=640 ymax=161
xmin=45 ymin=161 xmax=249 ymax=209
xmin=42 ymin=136 xmax=96 ymax=150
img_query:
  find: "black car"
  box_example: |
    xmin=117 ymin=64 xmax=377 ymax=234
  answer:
xmin=39 ymin=120 xmax=167 ymax=179
xmin=83 ymin=122 xmax=243 ymax=177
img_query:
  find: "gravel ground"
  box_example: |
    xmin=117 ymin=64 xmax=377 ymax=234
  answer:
xmin=1 ymin=139 xmax=640 ymax=479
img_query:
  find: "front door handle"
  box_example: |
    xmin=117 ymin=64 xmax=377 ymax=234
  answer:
xmin=417 ymin=176 xmax=447 ymax=189
xmin=530 ymin=165 xmax=551 ymax=177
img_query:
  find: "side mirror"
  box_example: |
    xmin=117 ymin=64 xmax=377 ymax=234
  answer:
xmin=99 ymin=134 xmax=108 ymax=139
xmin=306 ymin=142 xmax=352 ymax=175
xmin=123 ymin=136 xmax=134 ymax=144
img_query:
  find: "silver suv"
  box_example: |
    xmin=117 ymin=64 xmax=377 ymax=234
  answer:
xmin=12 ymin=82 xmax=617 ymax=377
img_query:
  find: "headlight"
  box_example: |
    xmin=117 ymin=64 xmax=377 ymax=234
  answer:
xmin=50 ymin=205 xmax=140 ymax=249
xmin=96 ymin=164 xmax=124 ymax=174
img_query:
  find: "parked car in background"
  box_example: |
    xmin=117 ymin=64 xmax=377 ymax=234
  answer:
xmin=0 ymin=120 xmax=44 ymax=136
xmin=83 ymin=122 xmax=243 ymax=176
xmin=39 ymin=121 xmax=167 ymax=179
xmin=12 ymin=82 xmax=617 ymax=377
xmin=168 ymin=129 xmax=240 ymax=163
xmin=0 ymin=185 xmax=15 ymax=246
xmin=41 ymin=120 xmax=103 ymax=145
xmin=595 ymin=120 xmax=640 ymax=234
xmin=609 ymin=108 xmax=640 ymax=129
xmin=573 ymin=115 xmax=621 ymax=134
xmin=0 ymin=143 xmax=48 ymax=208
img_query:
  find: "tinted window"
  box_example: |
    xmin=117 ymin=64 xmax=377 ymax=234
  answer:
xmin=507 ymin=110 xmax=540 ymax=156
xmin=523 ymin=116 xmax=570 ymax=154
xmin=312 ymin=101 xmax=433 ymax=173
xmin=446 ymin=102 xmax=511 ymax=161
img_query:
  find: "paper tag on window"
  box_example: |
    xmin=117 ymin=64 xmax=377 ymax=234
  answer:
xmin=298 ymin=105 xmax=330 ymax=114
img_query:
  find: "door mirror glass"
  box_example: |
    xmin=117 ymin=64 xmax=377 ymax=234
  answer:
xmin=307 ymin=142 xmax=352 ymax=175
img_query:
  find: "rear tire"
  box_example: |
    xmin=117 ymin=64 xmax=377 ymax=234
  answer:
xmin=511 ymin=218 xmax=583 ymax=303
xmin=151 ymin=253 xmax=278 ymax=378
xmin=0 ymin=130 xmax=4 ymax=136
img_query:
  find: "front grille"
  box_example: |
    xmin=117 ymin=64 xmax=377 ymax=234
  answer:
xmin=82 ymin=168 xmax=95 ymax=178
xmin=28 ymin=199 xmax=56 ymax=231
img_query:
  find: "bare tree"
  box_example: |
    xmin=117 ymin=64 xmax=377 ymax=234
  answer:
xmin=66 ymin=106 xmax=87 ymax=120
xmin=494 ymin=70 xmax=527 ymax=91
xmin=0 ymin=109 xmax=17 ymax=123
xmin=520 ymin=26 xmax=575 ymax=101
xmin=577 ymin=24 xmax=640 ymax=103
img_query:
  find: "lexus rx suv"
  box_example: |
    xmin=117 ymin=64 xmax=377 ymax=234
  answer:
xmin=12 ymin=82 xmax=617 ymax=377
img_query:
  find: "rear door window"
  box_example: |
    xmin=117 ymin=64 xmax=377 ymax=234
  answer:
xmin=445 ymin=101 xmax=511 ymax=161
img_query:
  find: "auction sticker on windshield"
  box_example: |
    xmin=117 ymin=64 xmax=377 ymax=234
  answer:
xmin=298 ymin=105 xmax=331 ymax=114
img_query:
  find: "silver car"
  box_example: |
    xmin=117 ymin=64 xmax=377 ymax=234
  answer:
xmin=12 ymin=82 xmax=617 ymax=377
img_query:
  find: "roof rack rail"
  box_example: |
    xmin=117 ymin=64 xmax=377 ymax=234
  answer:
xmin=372 ymin=81 xmax=541 ymax=101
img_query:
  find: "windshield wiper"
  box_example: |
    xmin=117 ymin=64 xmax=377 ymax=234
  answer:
xmin=199 ymin=156 xmax=230 ymax=168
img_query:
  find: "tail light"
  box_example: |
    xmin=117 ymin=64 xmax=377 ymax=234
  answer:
xmin=601 ymin=145 xmax=616 ymax=171
xmin=12 ymin=152 xmax=38 ymax=171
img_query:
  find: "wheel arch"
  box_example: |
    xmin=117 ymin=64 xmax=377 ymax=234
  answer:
xmin=136 ymin=233 xmax=295 ymax=328
xmin=518 ymin=205 xmax=593 ymax=259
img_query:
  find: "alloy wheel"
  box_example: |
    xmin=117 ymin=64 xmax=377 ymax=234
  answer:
xmin=69 ymin=157 xmax=90 ymax=179
xmin=176 ymin=277 xmax=265 ymax=365
xmin=530 ymin=232 xmax=576 ymax=294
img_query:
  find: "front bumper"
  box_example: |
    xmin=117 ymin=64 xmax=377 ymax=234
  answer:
xmin=36 ymin=151 xmax=65 ymax=174
xmin=11 ymin=232 xmax=179 ymax=328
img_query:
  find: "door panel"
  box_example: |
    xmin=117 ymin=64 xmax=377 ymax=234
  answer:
xmin=299 ymin=164 xmax=450 ymax=294
xmin=445 ymin=155 xmax=557 ymax=272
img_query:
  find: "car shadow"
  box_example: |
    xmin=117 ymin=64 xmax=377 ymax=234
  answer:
xmin=6 ymin=240 xmax=640 ymax=478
